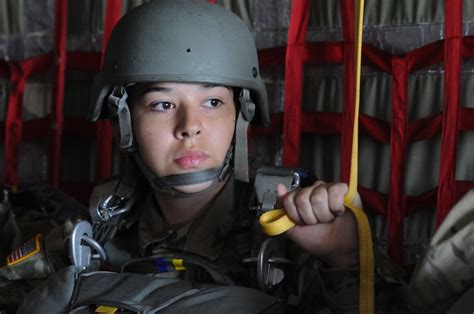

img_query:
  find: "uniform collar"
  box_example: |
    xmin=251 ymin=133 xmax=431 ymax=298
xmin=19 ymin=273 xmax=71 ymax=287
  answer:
xmin=137 ymin=176 xmax=236 ymax=260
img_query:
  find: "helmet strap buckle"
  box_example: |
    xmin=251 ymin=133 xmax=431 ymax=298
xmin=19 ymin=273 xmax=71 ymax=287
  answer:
xmin=235 ymin=89 xmax=255 ymax=182
xmin=108 ymin=86 xmax=135 ymax=151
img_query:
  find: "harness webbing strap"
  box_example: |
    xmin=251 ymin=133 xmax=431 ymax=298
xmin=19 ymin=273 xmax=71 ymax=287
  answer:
xmin=259 ymin=1 xmax=374 ymax=313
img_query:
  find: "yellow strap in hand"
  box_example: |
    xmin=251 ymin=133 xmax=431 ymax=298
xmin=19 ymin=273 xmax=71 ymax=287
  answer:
xmin=259 ymin=209 xmax=295 ymax=236
xmin=344 ymin=1 xmax=374 ymax=313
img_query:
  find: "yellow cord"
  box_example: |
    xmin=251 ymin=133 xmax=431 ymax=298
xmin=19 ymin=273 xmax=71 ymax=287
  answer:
xmin=259 ymin=209 xmax=295 ymax=236
xmin=345 ymin=1 xmax=374 ymax=313
xmin=259 ymin=1 xmax=373 ymax=313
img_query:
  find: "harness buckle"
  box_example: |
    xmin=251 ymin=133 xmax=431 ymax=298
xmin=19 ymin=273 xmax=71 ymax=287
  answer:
xmin=254 ymin=166 xmax=300 ymax=213
xmin=107 ymin=86 xmax=134 ymax=150
xmin=97 ymin=194 xmax=131 ymax=221
xmin=69 ymin=220 xmax=107 ymax=271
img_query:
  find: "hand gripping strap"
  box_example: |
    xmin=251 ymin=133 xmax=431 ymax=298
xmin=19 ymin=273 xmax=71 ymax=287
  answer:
xmin=259 ymin=209 xmax=294 ymax=236
xmin=258 ymin=1 xmax=374 ymax=313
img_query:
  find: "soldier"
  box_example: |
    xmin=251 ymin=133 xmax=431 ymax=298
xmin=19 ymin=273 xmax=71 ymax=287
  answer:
xmin=17 ymin=0 xmax=474 ymax=312
xmin=11 ymin=1 xmax=363 ymax=312
xmin=4 ymin=1 xmax=473 ymax=313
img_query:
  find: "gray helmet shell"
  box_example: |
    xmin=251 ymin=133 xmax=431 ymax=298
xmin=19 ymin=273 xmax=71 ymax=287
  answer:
xmin=89 ymin=0 xmax=269 ymax=126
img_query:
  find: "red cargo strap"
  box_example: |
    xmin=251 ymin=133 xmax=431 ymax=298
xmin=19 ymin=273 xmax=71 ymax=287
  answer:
xmin=387 ymin=57 xmax=408 ymax=264
xmin=282 ymin=0 xmax=310 ymax=167
xmin=96 ymin=0 xmax=122 ymax=180
xmin=50 ymin=0 xmax=68 ymax=187
xmin=437 ymin=0 xmax=462 ymax=226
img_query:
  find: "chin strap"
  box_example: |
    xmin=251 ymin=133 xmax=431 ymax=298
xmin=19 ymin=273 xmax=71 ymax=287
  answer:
xmin=108 ymin=86 xmax=135 ymax=151
xmin=235 ymin=89 xmax=255 ymax=182
xmin=132 ymin=147 xmax=232 ymax=196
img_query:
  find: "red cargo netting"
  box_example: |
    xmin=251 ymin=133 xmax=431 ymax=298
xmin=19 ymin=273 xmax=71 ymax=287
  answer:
xmin=252 ymin=0 xmax=474 ymax=263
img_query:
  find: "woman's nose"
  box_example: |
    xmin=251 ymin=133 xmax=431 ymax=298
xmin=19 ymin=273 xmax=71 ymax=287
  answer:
xmin=175 ymin=107 xmax=202 ymax=139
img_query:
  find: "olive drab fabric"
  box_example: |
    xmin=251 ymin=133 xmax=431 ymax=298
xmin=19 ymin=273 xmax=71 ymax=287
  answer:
xmin=89 ymin=0 xmax=269 ymax=127
xmin=17 ymin=266 xmax=284 ymax=314
xmin=0 ymin=183 xmax=88 ymax=311
xmin=404 ymin=188 xmax=474 ymax=313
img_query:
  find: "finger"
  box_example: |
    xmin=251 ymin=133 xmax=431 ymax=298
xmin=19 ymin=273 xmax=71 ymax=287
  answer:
xmin=294 ymin=187 xmax=318 ymax=225
xmin=310 ymin=180 xmax=326 ymax=190
xmin=283 ymin=190 xmax=303 ymax=225
xmin=309 ymin=185 xmax=335 ymax=223
xmin=276 ymin=184 xmax=288 ymax=198
xmin=327 ymin=183 xmax=348 ymax=216
xmin=276 ymin=184 xmax=288 ymax=208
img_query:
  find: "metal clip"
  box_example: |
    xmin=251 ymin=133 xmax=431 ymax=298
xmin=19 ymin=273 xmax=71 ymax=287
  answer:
xmin=254 ymin=166 xmax=301 ymax=213
xmin=107 ymin=86 xmax=134 ymax=150
xmin=242 ymin=238 xmax=293 ymax=292
xmin=290 ymin=172 xmax=300 ymax=192
xmin=97 ymin=194 xmax=131 ymax=221
xmin=257 ymin=238 xmax=291 ymax=292
xmin=69 ymin=220 xmax=107 ymax=271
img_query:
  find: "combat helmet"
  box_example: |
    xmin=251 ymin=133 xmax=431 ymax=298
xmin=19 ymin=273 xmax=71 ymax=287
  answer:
xmin=89 ymin=0 xmax=269 ymax=192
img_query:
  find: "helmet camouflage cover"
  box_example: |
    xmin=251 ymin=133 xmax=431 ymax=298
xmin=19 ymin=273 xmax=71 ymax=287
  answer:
xmin=89 ymin=0 xmax=269 ymax=126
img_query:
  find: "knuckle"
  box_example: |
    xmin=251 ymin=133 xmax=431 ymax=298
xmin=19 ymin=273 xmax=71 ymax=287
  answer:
xmin=294 ymin=192 xmax=309 ymax=208
xmin=310 ymin=189 xmax=326 ymax=207
xmin=312 ymin=180 xmax=326 ymax=189
xmin=328 ymin=183 xmax=347 ymax=196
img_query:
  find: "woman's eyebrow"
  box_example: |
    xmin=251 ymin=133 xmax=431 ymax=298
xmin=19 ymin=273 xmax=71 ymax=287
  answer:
xmin=200 ymin=84 xmax=232 ymax=92
xmin=141 ymin=86 xmax=172 ymax=95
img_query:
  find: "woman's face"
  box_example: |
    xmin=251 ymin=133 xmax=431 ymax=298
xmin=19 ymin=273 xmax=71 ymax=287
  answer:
xmin=131 ymin=82 xmax=236 ymax=193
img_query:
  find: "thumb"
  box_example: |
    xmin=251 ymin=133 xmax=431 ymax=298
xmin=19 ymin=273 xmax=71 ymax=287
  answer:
xmin=276 ymin=184 xmax=288 ymax=208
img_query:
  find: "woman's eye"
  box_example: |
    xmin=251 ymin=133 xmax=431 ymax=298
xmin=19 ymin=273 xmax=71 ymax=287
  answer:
xmin=150 ymin=101 xmax=175 ymax=111
xmin=204 ymin=98 xmax=223 ymax=108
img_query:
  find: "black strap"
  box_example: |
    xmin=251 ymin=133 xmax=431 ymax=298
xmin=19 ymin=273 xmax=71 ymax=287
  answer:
xmin=122 ymin=253 xmax=235 ymax=286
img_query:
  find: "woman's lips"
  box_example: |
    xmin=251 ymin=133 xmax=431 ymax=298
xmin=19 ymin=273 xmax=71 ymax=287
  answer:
xmin=173 ymin=150 xmax=209 ymax=169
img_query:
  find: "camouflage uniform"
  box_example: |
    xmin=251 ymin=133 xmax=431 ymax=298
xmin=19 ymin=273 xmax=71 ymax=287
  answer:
xmin=2 ymin=179 xmax=474 ymax=313
xmin=104 ymin=176 xmax=335 ymax=312
xmin=69 ymin=178 xmax=474 ymax=313
xmin=0 ymin=184 xmax=87 ymax=313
